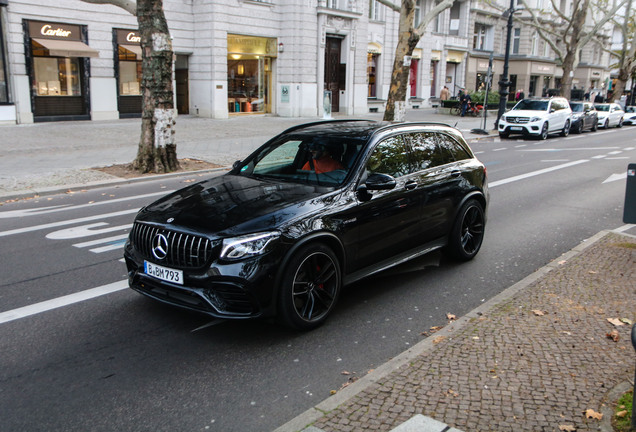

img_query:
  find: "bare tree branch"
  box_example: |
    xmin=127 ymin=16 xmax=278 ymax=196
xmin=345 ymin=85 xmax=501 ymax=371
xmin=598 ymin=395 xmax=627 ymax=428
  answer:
xmin=415 ymin=0 xmax=455 ymax=36
xmin=375 ymin=0 xmax=401 ymax=12
xmin=81 ymin=0 xmax=136 ymax=15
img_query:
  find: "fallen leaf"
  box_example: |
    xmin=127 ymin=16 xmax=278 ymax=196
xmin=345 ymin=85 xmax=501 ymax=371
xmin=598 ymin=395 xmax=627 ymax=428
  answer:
xmin=606 ymin=330 xmax=620 ymax=342
xmin=588 ymin=270 xmax=597 ymax=274
xmin=433 ymin=336 xmax=446 ymax=344
xmin=446 ymin=313 xmax=456 ymax=321
xmin=341 ymin=371 xmax=351 ymax=376
xmin=620 ymin=318 xmax=633 ymax=325
xmin=616 ymin=410 xmax=628 ymax=418
xmin=559 ymin=425 xmax=576 ymax=431
xmin=330 ymin=390 xmax=337 ymax=395
xmin=447 ymin=389 xmax=459 ymax=397
xmin=607 ymin=318 xmax=625 ymax=327
xmin=558 ymin=260 xmax=567 ymax=265
xmin=585 ymin=409 xmax=603 ymax=420
xmin=532 ymin=310 xmax=545 ymax=316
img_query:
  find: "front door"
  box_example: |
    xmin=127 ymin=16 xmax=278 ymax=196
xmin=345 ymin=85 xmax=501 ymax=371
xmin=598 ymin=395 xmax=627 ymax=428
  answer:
xmin=324 ymin=37 xmax=342 ymax=113
xmin=175 ymin=69 xmax=189 ymax=114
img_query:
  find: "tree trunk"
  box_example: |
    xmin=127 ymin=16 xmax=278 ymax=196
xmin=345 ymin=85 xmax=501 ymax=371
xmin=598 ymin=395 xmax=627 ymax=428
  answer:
xmin=133 ymin=0 xmax=179 ymax=173
xmin=559 ymin=51 xmax=576 ymax=99
xmin=383 ymin=2 xmax=418 ymax=122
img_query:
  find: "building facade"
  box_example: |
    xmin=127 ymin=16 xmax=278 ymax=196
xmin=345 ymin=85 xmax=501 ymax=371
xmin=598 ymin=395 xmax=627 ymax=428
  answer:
xmin=0 ymin=0 xmax=622 ymax=125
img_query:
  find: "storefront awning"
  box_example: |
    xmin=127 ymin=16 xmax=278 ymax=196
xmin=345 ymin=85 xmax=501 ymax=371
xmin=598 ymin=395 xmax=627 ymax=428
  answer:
xmin=32 ymin=38 xmax=99 ymax=58
xmin=120 ymin=44 xmax=143 ymax=58
xmin=368 ymin=42 xmax=382 ymax=54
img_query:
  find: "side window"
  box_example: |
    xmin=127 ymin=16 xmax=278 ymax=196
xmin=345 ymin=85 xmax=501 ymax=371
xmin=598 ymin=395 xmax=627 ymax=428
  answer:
xmin=366 ymin=136 xmax=411 ymax=178
xmin=437 ymin=134 xmax=472 ymax=162
xmin=407 ymin=132 xmax=442 ymax=170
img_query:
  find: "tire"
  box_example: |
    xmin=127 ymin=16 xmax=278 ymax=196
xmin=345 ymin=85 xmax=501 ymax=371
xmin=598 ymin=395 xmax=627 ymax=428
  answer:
xmin=278 ymin=243 xmax=341 ymax=331
xmin=617 ymin=118 xmax=623 ymax=128
xmin=604 ymin=119 xmax=609 ymax=129
xmin=450 ymin=106 xmax=461 ymax=116
xmin=539 ymin=122 xmax=549 ymax=140
xmin=572 ymin=122 xmax=582 ymax=134
xmin=499 ymin=132 xmax=509 ymax=139
xmin=591 ymin=120 xmax=598 ymax=132
xmin=560 ymin=120 xmax=570 ymax=137
xmin=445 ymin=199 xmax=485 ymax=261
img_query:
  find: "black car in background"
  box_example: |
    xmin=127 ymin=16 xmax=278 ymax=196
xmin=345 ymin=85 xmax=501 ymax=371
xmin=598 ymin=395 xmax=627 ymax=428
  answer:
xmin=124 ymin=120 xmax=489 ymax=330
xmin=569 ymin=101 xmax=598 ymax=133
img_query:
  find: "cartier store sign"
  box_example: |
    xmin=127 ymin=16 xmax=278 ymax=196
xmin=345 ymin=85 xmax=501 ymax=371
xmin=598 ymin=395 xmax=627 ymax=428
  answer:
xmin=117 ymin=29 xmax=141 ymax=46
xmin=28 ymin=20 xmax=81 ymax=42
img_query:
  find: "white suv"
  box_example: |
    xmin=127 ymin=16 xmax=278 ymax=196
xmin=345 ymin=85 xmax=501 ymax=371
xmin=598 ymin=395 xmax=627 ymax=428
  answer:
xmin=498 ymin=97 xmax=572 ymax=140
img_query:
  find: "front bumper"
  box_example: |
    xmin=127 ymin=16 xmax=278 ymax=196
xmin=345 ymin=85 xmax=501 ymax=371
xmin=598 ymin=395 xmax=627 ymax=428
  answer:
xmin=498 ymin=122 xmax=542 ymax=136
xmin=124 ymin=242 xmax=280 ymax=319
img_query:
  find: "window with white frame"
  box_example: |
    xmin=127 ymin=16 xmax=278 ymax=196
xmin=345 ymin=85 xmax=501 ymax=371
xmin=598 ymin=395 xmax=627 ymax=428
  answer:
xmin=414 ymin=0 xmax=422 ymax=27
xmin=473 ymin=24 xmax=492 ymax=50
xmin=328 ymin=0 xmax=354 ymax=11
xmin=369 ymin=0 xmax=385 ymax=21
xmin=531 ymin=31 xmax=538 ymax=56
xmin=449 ymin=2 xmax=461 ymax=35
xmin=512 ymin=27 xmax=521 ymax=54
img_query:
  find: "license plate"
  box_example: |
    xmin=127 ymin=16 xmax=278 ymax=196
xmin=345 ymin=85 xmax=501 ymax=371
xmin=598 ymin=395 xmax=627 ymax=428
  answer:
xmin=510 ymin=126 xmax=523 ymax=131
xmin=144 ymin=261 xmax=183 ymax=285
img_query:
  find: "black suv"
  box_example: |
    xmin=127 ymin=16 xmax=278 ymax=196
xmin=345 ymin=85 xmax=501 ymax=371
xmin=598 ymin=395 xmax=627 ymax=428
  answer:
xmin=124 ymin=120 xmax=489 ymax=330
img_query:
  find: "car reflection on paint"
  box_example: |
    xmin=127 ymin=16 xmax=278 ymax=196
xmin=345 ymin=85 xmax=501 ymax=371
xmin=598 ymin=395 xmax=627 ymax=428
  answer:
xmin=124 ymin=120 xmax=489 ymax=330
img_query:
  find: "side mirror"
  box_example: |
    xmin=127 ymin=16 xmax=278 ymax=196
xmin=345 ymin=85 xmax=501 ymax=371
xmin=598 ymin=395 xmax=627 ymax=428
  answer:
xmin=232 ymin=160 xmax=242 ymax=170
xmin=365 ymin=173 xmax=397 ymax=191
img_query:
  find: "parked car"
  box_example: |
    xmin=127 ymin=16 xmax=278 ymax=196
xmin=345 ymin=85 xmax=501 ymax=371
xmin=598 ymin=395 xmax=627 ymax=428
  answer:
xmin=622 ymin=106 xmax=636 ymax=125
xmin=498 ymin=97 xmax=572 ymax=140
xmin=595 ymin=103 xmax=624 ymax=128
xmin=568 ymin=101 xmax=598 ymax=133
xmin=124 ymin=120 xmax=489 ymax=330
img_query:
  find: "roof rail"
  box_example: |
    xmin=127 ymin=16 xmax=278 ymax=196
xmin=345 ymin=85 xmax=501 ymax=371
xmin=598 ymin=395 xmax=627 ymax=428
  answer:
xmin=278 ymin=119 xmax=375 ymax=135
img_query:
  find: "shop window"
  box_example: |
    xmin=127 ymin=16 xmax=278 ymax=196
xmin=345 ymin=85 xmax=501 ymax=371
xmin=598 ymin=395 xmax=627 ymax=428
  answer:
xmin=228 ymin=56 xmax=271 ymax=113
xmin=367 ymin=53 xmax=378 ymax=98
xmin=33 ymin=56 xmax=81 ymax=96
xmin=119 ymin=61 xmax=141 ymax=95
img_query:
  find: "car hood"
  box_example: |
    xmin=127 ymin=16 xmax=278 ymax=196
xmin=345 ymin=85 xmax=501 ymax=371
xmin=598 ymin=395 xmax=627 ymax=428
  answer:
xmin=135 ymin=174 xmax=335 ymax=237
xmin=503 ymin=109 xmax=549 ymax=118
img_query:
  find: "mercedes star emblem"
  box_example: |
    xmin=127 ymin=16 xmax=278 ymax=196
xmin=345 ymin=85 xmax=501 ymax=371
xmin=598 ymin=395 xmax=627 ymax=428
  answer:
xmin=152 ymin=234 xmax=169 ymax=260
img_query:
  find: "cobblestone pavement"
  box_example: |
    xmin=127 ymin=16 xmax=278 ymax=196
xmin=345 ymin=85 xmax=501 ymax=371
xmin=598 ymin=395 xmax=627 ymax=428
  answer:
xmin=291 ymin=232 xmax=636 ymax=432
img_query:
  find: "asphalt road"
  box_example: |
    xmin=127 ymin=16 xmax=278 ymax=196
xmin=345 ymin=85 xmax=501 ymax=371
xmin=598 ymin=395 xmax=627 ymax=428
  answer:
xmin=1 ymin=127 xmax=635 ymax=432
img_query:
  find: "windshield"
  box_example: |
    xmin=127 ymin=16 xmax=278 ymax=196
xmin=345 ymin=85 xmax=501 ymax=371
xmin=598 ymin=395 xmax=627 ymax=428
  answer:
xmin=513 ymin=100 xmax=549 ymax=111
xmin=234 ymin=135 xmax=364 ymax=187
xmin=595 ymin=104 xmax=610 ymax=112
xmin=570 ymin=103 xmax=584 ymax=113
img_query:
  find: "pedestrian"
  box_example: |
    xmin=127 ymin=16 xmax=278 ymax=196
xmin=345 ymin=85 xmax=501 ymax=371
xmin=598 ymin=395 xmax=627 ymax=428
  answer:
xmin=518 ymin=89 xmax=525 ymax=100
xmin=440 ymin=85 xmax=450 ymax=101
xmin=460 ymin=90 xmax=471 ymax=117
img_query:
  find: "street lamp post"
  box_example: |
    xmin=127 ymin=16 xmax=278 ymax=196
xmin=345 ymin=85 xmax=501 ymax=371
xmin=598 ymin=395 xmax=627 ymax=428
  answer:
xmin=495 ymin=0 xmax=516 ymax=130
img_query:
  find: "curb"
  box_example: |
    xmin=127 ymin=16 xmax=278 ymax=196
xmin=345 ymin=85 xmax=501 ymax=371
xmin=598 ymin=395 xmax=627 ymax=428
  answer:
xmin=273 ymin=230 xmax=615 ymax=432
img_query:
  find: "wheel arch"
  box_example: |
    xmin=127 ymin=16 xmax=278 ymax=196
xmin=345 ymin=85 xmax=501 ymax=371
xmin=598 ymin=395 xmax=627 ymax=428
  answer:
xmin=272 ymin=232 xmax=346 ymax=310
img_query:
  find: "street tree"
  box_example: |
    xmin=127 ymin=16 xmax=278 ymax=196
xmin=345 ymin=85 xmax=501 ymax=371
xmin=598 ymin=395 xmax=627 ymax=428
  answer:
xmin=377 ymin=0 xmax=454 ymax=122
xmin=598 ymin=0 xmax=635 ymax=102
xmin=517 ymin=0 xmax=626 ymax=99
xmin=81 ymin=0 xmax=179 ymax=173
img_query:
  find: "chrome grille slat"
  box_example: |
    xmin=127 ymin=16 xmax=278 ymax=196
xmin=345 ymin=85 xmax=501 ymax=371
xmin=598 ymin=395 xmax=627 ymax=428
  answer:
xmin=129 ymin=222 xmax=215 ymax=269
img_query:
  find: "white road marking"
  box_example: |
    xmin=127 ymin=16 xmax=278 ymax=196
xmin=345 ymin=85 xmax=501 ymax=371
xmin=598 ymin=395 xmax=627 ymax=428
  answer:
xmin=46 ymin=223 xmax=131 ymax=240
xmin=73 ymin=234 xmax=129 ymax=248
xmin=89 ymin=243 xmax=126 ymax=253
xmin=0 ymin=209 xmax=138 ymax=238
xmin=0 ymin=280 xmax=128 ymax=324
xmin=0 ymin=191 xmax=173 ymax=219
xmin=603 ymin=172 xmax=628 ymax=184
xmin=489 ymin=160 xmax=589 ymax=188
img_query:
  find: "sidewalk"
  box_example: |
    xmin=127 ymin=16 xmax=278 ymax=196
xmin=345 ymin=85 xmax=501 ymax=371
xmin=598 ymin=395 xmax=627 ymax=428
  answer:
xmin=0 ymin=108 xmax=496 ymax=201
xmin=277 ymin=230 xmax=636 ymax=432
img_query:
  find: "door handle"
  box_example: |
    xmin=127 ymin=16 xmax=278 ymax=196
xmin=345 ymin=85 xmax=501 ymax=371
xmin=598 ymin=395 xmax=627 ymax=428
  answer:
xmin=450 ymin=170 xmax=461 ymax=178
xmin=404 ymin=181 xmax=417 ymax=190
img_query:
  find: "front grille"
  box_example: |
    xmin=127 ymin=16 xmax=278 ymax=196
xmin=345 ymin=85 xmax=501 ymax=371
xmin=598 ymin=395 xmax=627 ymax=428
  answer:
xmin=504 ymin=116 xmax=529 ymax=124
xmin=130 ymin=222 xmax=218 ymax=269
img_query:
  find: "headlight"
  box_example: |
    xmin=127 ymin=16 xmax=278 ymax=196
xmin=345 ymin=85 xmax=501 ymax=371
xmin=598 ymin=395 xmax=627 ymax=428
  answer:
xmin=572 ymin=114 xmax=581 ymax=120
xmin=501 ymin=115 xmax=507 ymax=122
xmin=530 ymin=116 xmax=541 ymax=122
xmin=220 ymin=232 xmax=280 ymax=260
